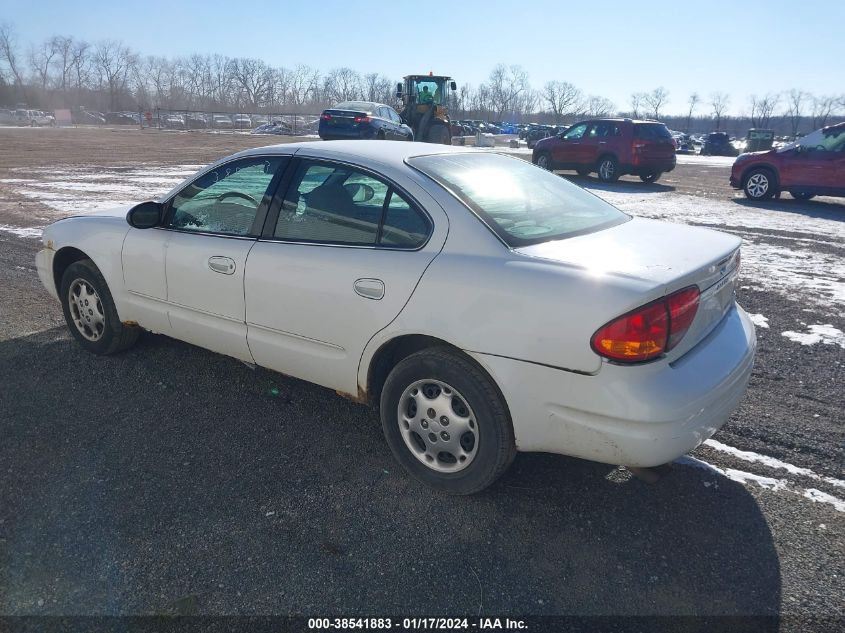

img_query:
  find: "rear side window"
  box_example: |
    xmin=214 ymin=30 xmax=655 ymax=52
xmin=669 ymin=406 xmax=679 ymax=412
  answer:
xmin=409 ymin=152 xmax=628 ymax=247
xmin=274 ymin=160 xmax=430 ymax=248
xmin=634 ymin=124 xmax=672 ymax=140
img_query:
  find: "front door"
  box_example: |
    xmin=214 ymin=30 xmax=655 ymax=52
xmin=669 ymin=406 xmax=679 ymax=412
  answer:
xmin=245 ymin=158 xmax=446 ymax=394
xmin=552 ymin=122 xmax=589 ymax=167
xmin=161 ymin=155 xmax=288 ymax=361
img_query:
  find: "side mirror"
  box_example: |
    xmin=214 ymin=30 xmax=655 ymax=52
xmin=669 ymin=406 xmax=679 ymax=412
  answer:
xmin=127 ymin=200 xmax=163 ymax=229
xmin=450 ymin=81 xmax=457 ymax=91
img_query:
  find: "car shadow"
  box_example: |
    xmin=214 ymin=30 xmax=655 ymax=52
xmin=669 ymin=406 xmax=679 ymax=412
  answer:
xmin=731 ymin=195 xmax=845 ymax=221
xmin=558 ymin=172 xmax=677 ymax=194
xmin=0 ymin=328 xmax=781 ymax=618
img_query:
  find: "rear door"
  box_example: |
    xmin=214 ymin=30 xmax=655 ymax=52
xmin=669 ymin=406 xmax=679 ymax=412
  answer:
xmin=244 ymin=158 xmax=447 ymax=395
xmin=581 ymin=122 xmax=616 ymax=167
xmin=161 ymin=155 xmax=289 ymax=361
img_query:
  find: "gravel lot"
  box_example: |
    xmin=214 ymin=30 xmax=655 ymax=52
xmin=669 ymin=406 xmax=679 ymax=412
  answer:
xmin=0 ymin=127 xmax=842 ymax=624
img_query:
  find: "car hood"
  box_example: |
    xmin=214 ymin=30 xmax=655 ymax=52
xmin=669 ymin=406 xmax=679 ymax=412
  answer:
xmin=514 ymin=217 xmax=740 ymax=292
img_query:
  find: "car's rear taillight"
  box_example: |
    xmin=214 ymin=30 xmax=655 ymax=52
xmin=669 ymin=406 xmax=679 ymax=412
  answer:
xmin=591 ymin=286 xmax=700 ymax=363
xmin=320 ymin=113 xmax=332 ymax=121
xmin=353 ymin=115 xmax=371 ymax=124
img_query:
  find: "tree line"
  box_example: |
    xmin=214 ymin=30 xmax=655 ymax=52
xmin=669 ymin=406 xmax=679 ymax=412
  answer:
xmin=1 ymin=22 xmax=843 ymax=136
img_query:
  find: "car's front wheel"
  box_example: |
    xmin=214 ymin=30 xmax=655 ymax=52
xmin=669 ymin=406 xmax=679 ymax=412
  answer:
xmin=535 ymin=152 xmax=553 ymax=170
xmin=60 ymin=259 xmax=140 ymax=355
xmin=380 ymin=347 xmax=515 ymax=495
xmin=743 ymin=168 xmax=775 ymax=200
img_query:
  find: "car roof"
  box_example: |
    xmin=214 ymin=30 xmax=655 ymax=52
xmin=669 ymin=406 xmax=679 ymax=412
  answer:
xmin=234 ymin=140 xmax=486 ymax=168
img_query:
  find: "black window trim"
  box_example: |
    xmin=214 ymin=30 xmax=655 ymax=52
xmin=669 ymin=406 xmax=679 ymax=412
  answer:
xmin=258 ymin=156 xmax=434 ymax=251
xmin=157 ymin=154 xmax=292 ymax=240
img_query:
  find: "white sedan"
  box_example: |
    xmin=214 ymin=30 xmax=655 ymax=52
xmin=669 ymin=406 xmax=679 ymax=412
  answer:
xmin=36 ymin=141 xmax=756 ymax=494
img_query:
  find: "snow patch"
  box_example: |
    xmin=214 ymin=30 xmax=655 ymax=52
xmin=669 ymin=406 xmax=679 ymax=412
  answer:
xmin=747 ymin=313 xmax=769 ymax=329
xmin=0 ymin=224 xmax=42 ymax=238
xmin=803 ymin=489 xmax=845 ymax=512
xmin=781 ymin=324 xmax=845 ymax=349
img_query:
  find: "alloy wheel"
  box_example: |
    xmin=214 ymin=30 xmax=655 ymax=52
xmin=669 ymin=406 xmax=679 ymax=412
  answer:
xmin=746 ymin=173 xmax=769 ymax=198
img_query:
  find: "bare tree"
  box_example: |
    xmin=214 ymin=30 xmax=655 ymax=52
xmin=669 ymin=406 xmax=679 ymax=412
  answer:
xmin=0 ymin=22 xmax=25 ymax=90
xmin=749 ymin=93 xmax=779 ymax=128
xmin=685 ymin=92 xmax=699 ymax=132
xmin=93 ymin=40 xmax=136 ymax=111
xmin=783 ymin=89 xmax=808 ymax=137
xmin=230 ymin=57 xmax=271 ymax=108
xmin=486 ymin=64 xmax=529 ymax=119
xmin=630 ymin=92 xmax=646 ymax=118
xmin=810 ymin=94 xmax=837 ymax=129
xmin=643 ymin=87 xmax=669 ymax=120
xmin=542 ymin=80 xmax=582 ymax=123
xmin=323 ymin=67 xmax=362 ymax=104
xmin=28 ymin=37 xmax=58 ymax=89
xmin=710 ymin=92 xmax=730 ymax=131
xmin=583 ymin=95 xmax=615 ymax=117
xmin=363 ymin=72 xmax=394 ymax=105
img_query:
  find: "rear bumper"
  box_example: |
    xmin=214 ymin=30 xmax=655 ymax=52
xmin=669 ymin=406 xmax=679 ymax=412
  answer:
xmin=470 ymin=303 xmax=756 ymax=467
xmin=625 ymin=155 xmax=676 ymax=175
xmin=318 ymin=126 xmax=374 ymax=140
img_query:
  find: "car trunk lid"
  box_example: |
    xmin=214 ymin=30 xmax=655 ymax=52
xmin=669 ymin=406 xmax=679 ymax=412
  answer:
xmin=515 ymin=217 xmax=742 ymax=362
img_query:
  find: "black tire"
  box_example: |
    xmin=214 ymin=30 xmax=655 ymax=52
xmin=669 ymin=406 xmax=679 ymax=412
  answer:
xmin=597 ymin=156 xmax=620 ymax=183
xmin=380 ymin=347 xmax=516 ymax=495
xmin=640 ymin=172 xmax=661 ymax=183
xmin=576 ymin=168 xmax=591 ymax=177
xmin=60 ymin=259 xmax=140 ymax=355
xmin=377 ymin=130 xmax=386 ymax=140
xmin=743 ymin=168 xmax=776 ymax=200
xmin=790 ymin=190 xmax=815 ymax=201
xmin=425 ymin=123 xmax=450 ymax=145
xmin=535 ymin=152 xmax=553 ymax=171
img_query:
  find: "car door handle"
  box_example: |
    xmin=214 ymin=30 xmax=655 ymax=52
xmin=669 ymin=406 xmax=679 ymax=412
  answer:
xmin=208 ymin=256 xmax=236 ymax=275
xmin=354 ymin=278 xmax=385 ymax=300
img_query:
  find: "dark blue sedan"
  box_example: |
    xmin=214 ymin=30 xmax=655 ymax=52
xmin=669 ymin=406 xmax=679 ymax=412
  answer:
xmin=319 ymin=101 xmax=413 ymax=141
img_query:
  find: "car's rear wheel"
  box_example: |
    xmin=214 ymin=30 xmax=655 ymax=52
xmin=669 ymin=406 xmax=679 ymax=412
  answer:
xmin=60 ymin=260 xmax=140 ymax=355
xmin=790 ymin=190 xmax=815 ymax=200
xmin=380 ymin=347 xmax=515 ymax=495
xmin=640 ymin=172 xmax=662 ymax=183
xmin=377 ymin=130 xmax=386 ymax=140
xmin=597 ymin=156 xmax=620 ymax=183
xmin=535 ymin=153 xmax=553 ymax=170
xmin=743 ymin=168 xmax=775 ymax=200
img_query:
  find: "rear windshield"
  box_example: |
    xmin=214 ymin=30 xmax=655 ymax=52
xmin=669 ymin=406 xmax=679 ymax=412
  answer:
xmin=408 ymin=153 xmax=628 ymax=247
xmin=333 ymin=101 xmax=375 ymax=112
xmin=634 ymin=123 xmax=672 ymax=140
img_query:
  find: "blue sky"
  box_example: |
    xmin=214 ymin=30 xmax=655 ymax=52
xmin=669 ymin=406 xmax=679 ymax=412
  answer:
xmin=4 ymin=0 xmax=843 ymax=115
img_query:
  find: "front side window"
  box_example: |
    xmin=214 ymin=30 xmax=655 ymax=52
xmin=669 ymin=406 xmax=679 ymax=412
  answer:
xmin=781 ymin=126 xmax=845 ymax=153
xmin=274 ymin=161 xmax=430 ymax=248
xmin=563 ymin=123 xmax=588 ymax=140
xmin=409 ymin=152 xmax=628 ymax=247
xmin=168 ymin=157 xmax=284 ymax=236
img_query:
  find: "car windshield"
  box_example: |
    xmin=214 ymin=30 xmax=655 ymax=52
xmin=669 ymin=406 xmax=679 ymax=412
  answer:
xmin=779 ymin=125 xmax=845 ymax=153
xmin=408 ymin=152 xmax=628 ymax=247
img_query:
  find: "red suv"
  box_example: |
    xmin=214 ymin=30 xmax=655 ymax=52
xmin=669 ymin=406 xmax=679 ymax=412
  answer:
xmin=532 ymin=118 xmax=676 ymax=183
xmin=730 ymin=123 xmax=845 ymax=201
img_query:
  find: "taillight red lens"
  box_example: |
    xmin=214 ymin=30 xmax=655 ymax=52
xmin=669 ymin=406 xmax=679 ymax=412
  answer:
xmin=353 ymin=115 xmax=371 ymax=123
xmin=666 ymin=287 xmax=700 ymax=350
xmin=591 ymin=286 xmax=700 ymax=363
xmin=320 ymin=113 xmax=332 ymax=120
